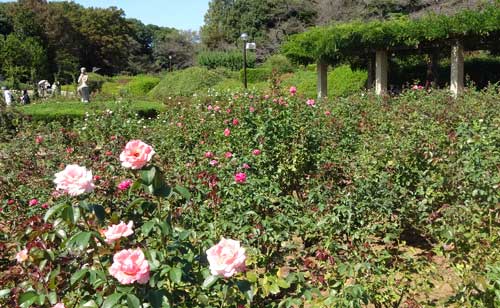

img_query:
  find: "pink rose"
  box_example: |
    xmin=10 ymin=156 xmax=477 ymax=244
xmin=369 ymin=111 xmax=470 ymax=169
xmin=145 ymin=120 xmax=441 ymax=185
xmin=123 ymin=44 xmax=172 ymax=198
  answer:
xmin=242 ymin=163 xmax=251 ymax=169
xmin=214 ymin=106 xmax=221 ymax=112
xmin=224 ymin=128 xmax=231 ymax=137
xmin=109 ymin=248 xmax=150 ymax=284
xmin=225 ymin=152 xmax=233 ymax=158
xmin=252 ymin=149 xmax=261 ymax=156
xmin=52 ymin=304 xmax=65 ymax=308
xmin=41 ymin=203 xmax=49 ymax=209
xmin=324 ymin=111 xmax=331 ymax=116
xmin=117 ymin=179 xmax=133 ymax=191
xmin=35 ymin=136 xmax=43 ymax=144
xmin=306 ymin=99 xmax=315 ymax=106
xmin=205 ymin=151 xmax=214 ymax=158
xmin=103 ymin=221 xmax=134 ymax=244
xmin=207 ymin=105 xmax=213 ymax=110
xmin=264 ymin=95 xmax=270 ymax=99
xmin=226 ymin=108 xmax=231 ymax=114
xmin=53 ymin=165 xmax=95 ymax=197
xmin=235 ymin=173 xmax=247 ymax=184
xmin=28 ymin=199 xmax=38 ymax=206
xmin=289 ymin=86 xmax=297 ymax=96
xmin=206 ymin=238 xmax=246 ymax=278
xmin=16 ymin=248 xmax=28 ymax=263
xmin=120 ymin=140 xmax=155 ymax=170
xmin=209 ymin=160 xmax=219 ymax=166
xmin=249 ymin=106 xmax=255 ymax=113
xmin=232 ymin=118 xmax=239 ymax=126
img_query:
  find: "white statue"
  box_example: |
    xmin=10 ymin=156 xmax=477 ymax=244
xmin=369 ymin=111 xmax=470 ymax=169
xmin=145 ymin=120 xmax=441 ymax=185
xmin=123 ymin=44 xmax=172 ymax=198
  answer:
xmin=77 ymin=67 xmax=90 ymax=103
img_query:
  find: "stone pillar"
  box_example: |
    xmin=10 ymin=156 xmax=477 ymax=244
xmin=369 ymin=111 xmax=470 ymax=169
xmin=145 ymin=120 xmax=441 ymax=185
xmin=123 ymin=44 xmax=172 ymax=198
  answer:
xmin=317 ymin=61 xmax=328 ymax=99
xmin=366 ymin=54 xmax=375 ymax=89
xmin=375 ymin=50 xmax=388 ymax=95
xmin=450 ymin=40 xmax=464 ymax=97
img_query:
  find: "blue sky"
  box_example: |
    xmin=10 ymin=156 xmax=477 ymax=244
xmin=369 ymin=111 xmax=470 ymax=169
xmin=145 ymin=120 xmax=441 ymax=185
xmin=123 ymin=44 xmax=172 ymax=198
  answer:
xmin=1 ymin=0 xmax=210 ymax=30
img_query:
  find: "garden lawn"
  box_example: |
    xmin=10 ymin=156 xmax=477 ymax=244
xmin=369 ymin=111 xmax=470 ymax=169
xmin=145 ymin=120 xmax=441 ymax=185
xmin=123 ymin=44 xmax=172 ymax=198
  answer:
xmin=18 ymin=100 xmax=166 ymax=121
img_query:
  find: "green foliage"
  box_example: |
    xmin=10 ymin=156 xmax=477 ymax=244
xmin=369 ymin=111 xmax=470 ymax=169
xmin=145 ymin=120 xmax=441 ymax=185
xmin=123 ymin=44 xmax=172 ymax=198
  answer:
xmin=197 ymin=50 xmax=256 ymax=71
xmin=149 ymin=67 xmax=235 ymax=98
xmin=86 ymin=73 xmax=110 ymax=93
xmin=281 ymin=64 xmax=367 ymax=98
xmin=18 ymin=100 xmax=166 ymax=121
xmin=101 ymin=75 xmax=161 ymax=97
xmin=282 ymin=4 xmax=500 ymax=64
xmin=261 ymin=54 xmax=296 ymax=74
xmin=240 ymin=68 xmax=272 ymax=83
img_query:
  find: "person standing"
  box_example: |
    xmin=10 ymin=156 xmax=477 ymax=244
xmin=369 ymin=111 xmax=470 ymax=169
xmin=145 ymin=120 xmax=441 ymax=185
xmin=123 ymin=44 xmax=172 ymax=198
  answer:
xmin=77 ymin=67 xmax=90 ymax=103
xmin=2 ymin=87 xmax=13 ymax=106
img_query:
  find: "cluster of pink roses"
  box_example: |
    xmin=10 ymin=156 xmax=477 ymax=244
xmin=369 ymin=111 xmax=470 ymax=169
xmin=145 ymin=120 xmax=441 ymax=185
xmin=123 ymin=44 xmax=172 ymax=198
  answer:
xmin=32 ymin=137 xmax=247 ymax=306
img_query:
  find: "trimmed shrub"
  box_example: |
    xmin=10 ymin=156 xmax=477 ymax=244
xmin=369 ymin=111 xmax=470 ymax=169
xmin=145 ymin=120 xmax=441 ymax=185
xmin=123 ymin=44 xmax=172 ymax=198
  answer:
xmin=87 ymin=73 xmax=110 ymax=93
xmin=125 ymin=75 xmax=161 ymax=96
xmin=197 ymin=50 xmax=256 ymax=71
xmin=149 ymin=67 xmax=235 ymax=98
xmin=261 ymin=54 xmax=296 ymax=74
xmin=239 ymin=68 xmax=272 ymax=84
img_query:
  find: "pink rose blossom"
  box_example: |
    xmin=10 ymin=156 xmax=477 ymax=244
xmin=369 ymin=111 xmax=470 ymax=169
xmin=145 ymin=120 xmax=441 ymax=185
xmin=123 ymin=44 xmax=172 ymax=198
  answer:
xmin=204 ymin=151 xmax=214 ymax=158
xmin=66 ymin=147 xmax=74 ymax=154
xmin=103 ymin=221 xmax=134 ymax=244
xmin=224 ymin=128 xmax=231 ymax=137
xmin=35 ymin=136 xmax=43 ymax=144
xmin=209 ymin=160 xmax=219 ymax=166
xmin=324 ymin=111 xmax=331 ymax=116
xmin=120 ymin=140 xmax=155 ymax=170
xmin=252 ymin=149 xmax=261 ymax=156
xmin=28 ymin=199 xmax=38 ymax=206
xmin=226 ymin=108 xmax=231 ymax=114
xmin=206 ymin=238 xmax=246 ymax=278
xmin=289 ymin=86 xmax=297 ymax=96
xmin=242 ymin=163 xmax=250 ymax=169
xmin=249 ymin=106 xmax=255 ymax=113
xmin=306 ymin=99 xmax=315 ymax=106
xmin=412 ymin=85 xmax=424 ymax=90
xmin=214 ymin=106 xmax=221 ymax=112
xmin=235 ymin=173 xmax=247 ymax=184
xmin=52 ymin=304 xmax=65 ymax=308
xmin=225 ymin=152 xmax=233 ymax=158
xmin=109 ymin=248 xmax=150 ymax=284
xmin=53 ymin=165 xmax=95 ymax=197
xmin=7 ymin=199 xmax=14 ymax=205
xmin=117 ymin=179 xmax=133 ymax=191
xmin=264 ymin=95 xmax=270 ymax=100
xmin=41 ymin=203 xmax=49 ymax=209
xmin=16 ymin=249 xmax=28 ymax=263
xmin=232 ymin=118 xmax=239 ymax=126
xmin=207 ymin=105 xmax=213 ymax=111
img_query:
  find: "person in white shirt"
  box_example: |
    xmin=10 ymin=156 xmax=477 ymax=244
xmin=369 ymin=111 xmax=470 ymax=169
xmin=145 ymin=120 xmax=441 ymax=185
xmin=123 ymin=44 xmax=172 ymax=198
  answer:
xmin=77 ymin=67 xmax=90 ymax=103
xmin=3 ymin=87 xmax=13 ymax=106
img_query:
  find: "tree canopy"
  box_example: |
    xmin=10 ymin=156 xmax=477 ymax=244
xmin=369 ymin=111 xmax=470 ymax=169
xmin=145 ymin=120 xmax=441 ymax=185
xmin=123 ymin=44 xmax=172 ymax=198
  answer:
xmin=0 ymin=0 xmax=195 ymax=86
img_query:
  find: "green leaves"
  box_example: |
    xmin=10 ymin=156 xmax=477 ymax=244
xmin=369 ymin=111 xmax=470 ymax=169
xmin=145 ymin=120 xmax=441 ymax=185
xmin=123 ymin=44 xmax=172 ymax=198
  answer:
xmin=66 ymin=231 xmax=92 ymax=250
xmin=44 ymin=202 xmax=68 ymax=221
xmin=19 ymin=291 xmax=38 ymax=308
xmin=70 ymin=269 xmax=89 ymax=285
xmin=202 ymin=275 xmax=219 ymax=289
xmin=102 ymin=293 xmax=123 ymax=308
xmin=139 ymin=165 xmax=172 ymax=198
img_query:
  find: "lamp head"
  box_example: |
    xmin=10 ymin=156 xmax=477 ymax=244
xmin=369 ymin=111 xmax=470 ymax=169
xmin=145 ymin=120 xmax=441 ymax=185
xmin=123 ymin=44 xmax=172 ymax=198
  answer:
xmin=240 ymin=33 xmax=249 ymax=41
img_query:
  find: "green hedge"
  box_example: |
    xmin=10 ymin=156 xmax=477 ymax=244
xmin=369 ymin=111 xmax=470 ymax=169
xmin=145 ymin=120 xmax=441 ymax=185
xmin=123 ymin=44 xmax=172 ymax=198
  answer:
xmin=197 ymin=50 xmax=256 ymax=71
xmin=283 ymin=5 xmax=500 ymax=64
xmin=149 ymin=67 xmax=236 ymax=98
xmin=239 ymin=68 xmax=272 ymax=83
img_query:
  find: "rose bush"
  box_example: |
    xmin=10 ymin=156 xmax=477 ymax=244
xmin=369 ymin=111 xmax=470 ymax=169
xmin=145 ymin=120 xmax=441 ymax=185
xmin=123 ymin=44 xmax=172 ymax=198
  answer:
xmin=0 ymin=85 xmax=499 ymax=307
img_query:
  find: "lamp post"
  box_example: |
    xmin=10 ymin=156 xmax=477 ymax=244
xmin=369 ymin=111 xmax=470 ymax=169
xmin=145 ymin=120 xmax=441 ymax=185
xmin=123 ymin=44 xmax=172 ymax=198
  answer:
xmin=240 ymin=33 xmax=248 ymax=89
xmin=168 ymin=55 xmax=173 ymax=72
